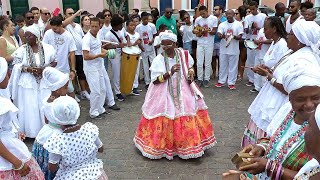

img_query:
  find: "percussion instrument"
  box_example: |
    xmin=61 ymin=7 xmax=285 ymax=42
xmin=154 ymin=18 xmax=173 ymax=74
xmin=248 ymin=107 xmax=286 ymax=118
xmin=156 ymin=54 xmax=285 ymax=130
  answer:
xmin=225 ymin=35 xmax=234 ymax=48
xmin=244 ymin=40 xmax=258 ymax=50
xmin=107 ymin=49 xmax=116 ymax=59
xmin=120 ymin=46 xmax=142 ymax=95
xmin=193 ymin=26 xmax=211 ymax=37
xmin=101 ymin=40 xmax=119 ymax=46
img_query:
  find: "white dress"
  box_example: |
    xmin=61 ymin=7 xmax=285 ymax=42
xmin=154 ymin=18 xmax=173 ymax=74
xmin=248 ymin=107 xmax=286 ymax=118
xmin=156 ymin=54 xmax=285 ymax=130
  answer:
xmin=248 ymin=47 xmax=320 ymax=131
xmin=9 ymin=43 xmax=56 ymax=138
xmin=44 ymin=122 xmax=104 ymax=180
xmin=0 ymin=97 xmax=31 ymax=171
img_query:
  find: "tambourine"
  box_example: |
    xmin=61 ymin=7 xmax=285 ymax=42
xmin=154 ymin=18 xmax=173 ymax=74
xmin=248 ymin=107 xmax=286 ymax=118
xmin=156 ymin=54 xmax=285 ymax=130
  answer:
xmin=244 ymin=40 xmax=258 ymax=49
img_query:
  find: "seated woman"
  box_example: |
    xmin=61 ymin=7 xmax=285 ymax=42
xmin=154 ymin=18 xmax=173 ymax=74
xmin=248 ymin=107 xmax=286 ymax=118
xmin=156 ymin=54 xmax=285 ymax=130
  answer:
xmin=294 ymin=105 xmax=320 ymax=179
xmin=0 ymin=57 xmax=44 ymax=179
xmin=223 ymin=64 xmax=320 ymax=180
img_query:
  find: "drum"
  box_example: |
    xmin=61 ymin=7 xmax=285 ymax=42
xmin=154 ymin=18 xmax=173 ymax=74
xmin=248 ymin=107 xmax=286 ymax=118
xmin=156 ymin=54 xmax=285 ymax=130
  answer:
xmin=244 ymin=40 xmax=258 ymax=50
xmin=120 ymin=46 xmax=142 ymax=95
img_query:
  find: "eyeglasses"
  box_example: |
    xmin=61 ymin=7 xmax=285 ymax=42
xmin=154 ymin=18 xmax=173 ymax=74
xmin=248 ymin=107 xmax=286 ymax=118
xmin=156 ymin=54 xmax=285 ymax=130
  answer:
xmin=42 ymin=13 xmax=50 ymax=16
xmin=161 ymin=43 xmax=174 ymax=47
xmin=68 ymin=12 xmax=75 ymax=15
xmin=104 ymin=14 xmax=111 ymax=17
xmin=26 ymin=16 xmax=34 ymax=20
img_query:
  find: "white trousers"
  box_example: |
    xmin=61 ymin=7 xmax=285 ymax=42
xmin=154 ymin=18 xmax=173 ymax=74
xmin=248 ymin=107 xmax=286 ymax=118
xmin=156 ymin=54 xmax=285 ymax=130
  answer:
xmin=196 ymin=45 xmax=214 ymax=81
xmin=84 ymin=67 xmax=107 ymax=117
xmin=218 ymin=54 xmax=239 ymax=85
xmin=254 ymin=58 xmax=265 ymax=91
xmin=110 ymin=54 xmax=121 ymax=95
xmin=133 ymin=58 xmax=141 ymax=89
xmin=246 ymin=48 xmax=257 ymax=83
xmin=102 ymin=66 xmax=115 ymax=107
xmin=141 ymin=51 xmax=156 ymax=85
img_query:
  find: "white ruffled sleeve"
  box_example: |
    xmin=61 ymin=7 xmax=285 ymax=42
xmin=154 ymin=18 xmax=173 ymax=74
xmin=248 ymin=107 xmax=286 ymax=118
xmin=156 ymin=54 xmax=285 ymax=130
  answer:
xmin=149 ymin=54 xmax=166 ymax=82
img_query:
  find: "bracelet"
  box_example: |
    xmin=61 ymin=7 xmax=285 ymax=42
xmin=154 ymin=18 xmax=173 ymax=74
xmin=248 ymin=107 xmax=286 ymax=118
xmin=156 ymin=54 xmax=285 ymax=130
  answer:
xmin=158 ymin=74 xmax=165 ymax=83
xmin=275 ymin=165 xmax=282 ymax=180
xmin=13 ymin=161 xmax=24 ymax=171
xmin=257 ymin=144 xmax=267 ymax=153
xmin=270 ymin=77 xmax=277 ymax=85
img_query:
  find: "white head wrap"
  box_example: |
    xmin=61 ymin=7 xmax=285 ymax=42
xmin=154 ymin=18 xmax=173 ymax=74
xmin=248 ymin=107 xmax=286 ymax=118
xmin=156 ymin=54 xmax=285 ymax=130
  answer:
xmin=159 ymin=30 xmax=177 ymax=42
xmin=44 ymin=96 xmax=80 ymax=125
xmin=43 ymin=67 xmax=69 ymax=91
xmin=292 ymin=19 xmax=320 ymax=54
xmin=282 ymin=64 xmax=320 ymax=94
xmin=315 ymin=105 xmax=320 ymax=130
xmin=25 ymin=24 xmax=41 ymax=39
xmin=0 ymin=57 xmax=8 ymax=83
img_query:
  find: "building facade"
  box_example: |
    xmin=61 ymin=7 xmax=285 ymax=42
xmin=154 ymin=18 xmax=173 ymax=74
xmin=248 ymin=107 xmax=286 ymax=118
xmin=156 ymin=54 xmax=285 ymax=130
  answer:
xmin=1 ymin=0 xmax=319 ymax=17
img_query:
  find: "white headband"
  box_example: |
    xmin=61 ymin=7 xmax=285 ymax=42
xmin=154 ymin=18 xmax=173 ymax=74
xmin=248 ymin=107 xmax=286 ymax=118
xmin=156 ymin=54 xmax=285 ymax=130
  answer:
xmin=25 ymin=24 xmax=41 ymax=39
xmin=0 ymin=57 xmax=7 ymax=83
xmin=44 ymin=96 xmax=80 ymax=125
xmin=282 ymin=64 xmax=320 ymax=94
xmin=159 ymin=30 xmax=177 ymax=43
xmin=43 ymin=67 xmax=69 ymax=91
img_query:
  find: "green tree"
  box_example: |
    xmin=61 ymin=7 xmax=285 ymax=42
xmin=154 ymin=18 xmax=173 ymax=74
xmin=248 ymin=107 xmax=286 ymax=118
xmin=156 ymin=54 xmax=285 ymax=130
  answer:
xmin=105 ymin=0 xmax=126 ymax=14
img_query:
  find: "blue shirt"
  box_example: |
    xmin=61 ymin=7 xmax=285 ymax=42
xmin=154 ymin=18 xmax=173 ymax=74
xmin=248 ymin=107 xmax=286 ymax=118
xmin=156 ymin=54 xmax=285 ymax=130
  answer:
xmin=214 ymin=16 xmax=227 ymax=43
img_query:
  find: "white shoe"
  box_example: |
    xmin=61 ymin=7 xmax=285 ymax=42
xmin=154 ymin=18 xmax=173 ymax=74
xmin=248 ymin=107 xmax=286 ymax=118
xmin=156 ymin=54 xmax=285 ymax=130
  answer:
xmin=75 ymin=95 xmax=81 ymax=103
xmin=80 ymin=91 xmax=90 ymax=100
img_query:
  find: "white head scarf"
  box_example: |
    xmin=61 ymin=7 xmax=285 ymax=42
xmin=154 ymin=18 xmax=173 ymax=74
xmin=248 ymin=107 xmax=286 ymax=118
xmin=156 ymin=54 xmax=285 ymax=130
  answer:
xmin=282 ymin=64 xmax=320 ymax=94
xmin=292 ymin=19 xmax=320 ymax=54
xmin=316 ymin=105 xmax=320 ymax=131
xmin=43 ymin=67 xmax=69 ymax=91
xmin=25 ymin=24 xmax=41 ymax=39
xmin=44 ymin=96 xmax=80 ymax=125
xmin=0 ymin=57 xmax=8 ymax=83
xmin=159 ymin=30 xmax=177 ymax=42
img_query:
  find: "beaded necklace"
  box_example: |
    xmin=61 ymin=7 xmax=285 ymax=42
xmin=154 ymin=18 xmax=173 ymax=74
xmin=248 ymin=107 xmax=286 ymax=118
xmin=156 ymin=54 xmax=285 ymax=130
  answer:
xmin=164 ymin=50 xmax=181 ymax=109
xmin=266 ymin=110 xmax=309 ymax=163
xmin=295 ymin=166 xmax=320 ymax=180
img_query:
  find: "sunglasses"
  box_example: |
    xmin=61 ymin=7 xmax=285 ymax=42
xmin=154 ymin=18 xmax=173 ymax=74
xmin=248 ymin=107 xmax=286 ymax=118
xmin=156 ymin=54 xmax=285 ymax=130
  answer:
xmin=166 ymin=11 xmax=173 ymax=14
xmin=68 ymin=12 xmax=75 ymax=15
xmin=42 ymin=13 xmax=50 ymax=16
xmin=104 ymin=14 xmax=111 ymax=17
xmin=26 ymin=16 xmax=34 ymax=20
xmin=235 ymin=13 xmax=239 ymax=15
xmin=182 ymin=16 xmax=190 ymax=21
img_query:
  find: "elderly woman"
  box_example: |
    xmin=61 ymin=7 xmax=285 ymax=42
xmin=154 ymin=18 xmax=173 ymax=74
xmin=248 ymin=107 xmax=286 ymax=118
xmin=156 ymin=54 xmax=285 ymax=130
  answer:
xmin=0 ymin=58 xmax=44 ymax=179
xmin=242 ymin=19 xmax=320 ymax=147
xmin=223 ymin=64 xmax=320 ymax=180
xmin=294 ymin=105 xmax=320 ymax=180
xmin=133 ymin=30 xmax=216 ymax=160
xmin=9 ymin=24 xmax=56 ymax=138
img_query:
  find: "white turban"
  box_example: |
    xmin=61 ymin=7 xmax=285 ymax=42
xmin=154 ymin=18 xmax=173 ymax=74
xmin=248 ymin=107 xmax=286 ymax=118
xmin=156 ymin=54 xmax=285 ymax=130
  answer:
xmin=43 ymin=67 xmax=69 ymax=91
xmin=44 ymin=96 xmax=80 ymax=125
xmin=159 ymin=30 xmax=177 ymax=42
xmin=0 ymin=57 xmax=8 ymax=83
xmin=315 ymin=105 xmax=320 ymax=130
xmin=282 ymin=64 xmax=320 ymax=94
xmin=25 ymin=24 xmax=41 ymax=39
xmin=292 ymin=19 xmax=320 ymax=54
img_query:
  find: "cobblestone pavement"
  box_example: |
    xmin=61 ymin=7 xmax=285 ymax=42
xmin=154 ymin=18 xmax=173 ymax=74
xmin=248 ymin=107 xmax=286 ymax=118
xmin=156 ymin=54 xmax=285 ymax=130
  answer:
xmin=26 ymin=79 xmax=257 ymax=180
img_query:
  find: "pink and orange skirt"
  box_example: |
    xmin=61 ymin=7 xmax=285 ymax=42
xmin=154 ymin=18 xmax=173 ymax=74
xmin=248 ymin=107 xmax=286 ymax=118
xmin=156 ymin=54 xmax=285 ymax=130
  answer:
xmin=133 ymin=110 xmax=217 ymax=160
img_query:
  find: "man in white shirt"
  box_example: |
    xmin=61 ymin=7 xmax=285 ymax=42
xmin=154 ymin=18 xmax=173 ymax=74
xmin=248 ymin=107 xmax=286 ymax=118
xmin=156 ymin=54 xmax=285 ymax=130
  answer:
xmin=215 ymin=10 xmax=243 ymax=90
xmin=82 ymin=17 xmax=118 ymax=119
xmin=42 ymin=16 xmax=78 ymax=100
xmin=64 ymin=7 xmax=91 ymax=101
xmin=285 ymin=0 xmax=303 ymax=33
xmin=193 ymin=5 xmax=218 ymax=88
xmin=97 ymin=9 xmax=113 ymax=71
xmin=104 ymin=15 xmax=128 ymax=101
xmin=135 ymin=12 xmax=157 ymax=89
xmin=244 ymin=1 xmax=267 ymax=87
xmin=38 ymin=8 xmax=51 ymax=36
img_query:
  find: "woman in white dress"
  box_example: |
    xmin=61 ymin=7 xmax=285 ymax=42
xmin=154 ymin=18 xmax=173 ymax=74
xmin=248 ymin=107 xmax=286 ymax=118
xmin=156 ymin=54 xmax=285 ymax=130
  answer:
xmin=242 ymin=19 xmax=320 ymax=147
xmin=9 ymin=24 xmax=56 ymax=138
xmin=44 ymin=96 xmax=108 ymax=180
xmin=0 ymin=57 xmax=44 ymax=179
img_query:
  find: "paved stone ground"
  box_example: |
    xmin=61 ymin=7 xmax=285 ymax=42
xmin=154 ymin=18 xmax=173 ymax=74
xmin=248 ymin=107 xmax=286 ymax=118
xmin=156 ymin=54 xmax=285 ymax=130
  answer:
xmin=26 ymin=78 xmax=257 ymax=180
